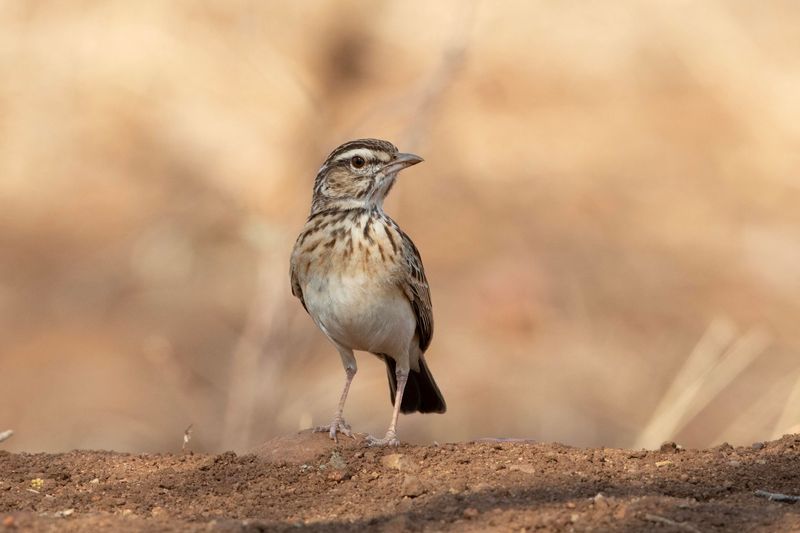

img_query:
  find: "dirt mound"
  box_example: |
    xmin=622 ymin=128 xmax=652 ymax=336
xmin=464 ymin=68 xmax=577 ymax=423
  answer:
xmin=2 ymin=432 xmax=800 ymax=531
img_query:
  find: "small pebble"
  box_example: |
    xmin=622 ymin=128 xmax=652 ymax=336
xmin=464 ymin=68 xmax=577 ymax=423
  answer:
xmin=593 ymin=493 xmax=609 ymax=508
xmin=660 ymin=442 xmax=678 ymax=453
xmin=401 ymin=475 xmax=425 ymax=498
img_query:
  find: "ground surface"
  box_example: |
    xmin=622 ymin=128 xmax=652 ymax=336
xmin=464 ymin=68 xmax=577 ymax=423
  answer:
xmin=2 ymin=432 xmax=800 ymax=532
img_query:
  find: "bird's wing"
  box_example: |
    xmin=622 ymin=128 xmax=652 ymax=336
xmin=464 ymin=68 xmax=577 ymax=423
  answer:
xmin=290 ymin=239 xmax=308 ymax=313
xmin=397 ymin=229 xmax=433 ymax=352
xmin=290 ymin=264 xmax=307 ymax=312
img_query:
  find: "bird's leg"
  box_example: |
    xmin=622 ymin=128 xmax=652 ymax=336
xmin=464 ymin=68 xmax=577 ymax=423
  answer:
xmin=314 ymin=366 xmax=356 ymax=442
xmin=367 ymin=367 xmax=408 ymax=447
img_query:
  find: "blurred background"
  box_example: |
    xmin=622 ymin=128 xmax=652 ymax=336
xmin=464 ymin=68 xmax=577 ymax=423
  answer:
xmin=2 ymin=1 xmax=800 ymax=453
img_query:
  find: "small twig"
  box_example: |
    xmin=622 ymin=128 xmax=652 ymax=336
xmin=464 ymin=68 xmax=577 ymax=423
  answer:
xmin=755 ymin=489 xmax=800 ymax=503
xmin=644 ymin=513 xmax=702 ymax=533
xmin=0 ymin=430 xmax=13 ymax=443
xmin=182 ymin=424 xmax=193 ymax=453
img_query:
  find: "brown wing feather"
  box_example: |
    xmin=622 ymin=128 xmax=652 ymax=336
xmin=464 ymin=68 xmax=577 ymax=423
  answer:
xmin=397 ymin=229 xmax=433 ymax=352
xmin=290 ymin=236 xmax=308 ymax=313
xmin=290 ymin=267 xmax=307 ymax=313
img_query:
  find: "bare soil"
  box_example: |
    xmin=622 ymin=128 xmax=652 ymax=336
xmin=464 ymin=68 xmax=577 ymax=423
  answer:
xmin=2 ymin=432 xmax=800 ymax=532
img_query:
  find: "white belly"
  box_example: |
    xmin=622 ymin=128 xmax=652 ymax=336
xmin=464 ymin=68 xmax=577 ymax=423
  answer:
xmin=303 ymin=272 xmax=415 ymax=357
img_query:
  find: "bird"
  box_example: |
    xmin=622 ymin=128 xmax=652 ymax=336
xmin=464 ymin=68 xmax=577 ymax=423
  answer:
xmin=290 ymin=138 xmax=446 ymax=446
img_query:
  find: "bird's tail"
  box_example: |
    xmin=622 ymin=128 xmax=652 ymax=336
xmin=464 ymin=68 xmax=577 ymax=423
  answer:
xmin=382 ymin=355 xmax=446 ymax=414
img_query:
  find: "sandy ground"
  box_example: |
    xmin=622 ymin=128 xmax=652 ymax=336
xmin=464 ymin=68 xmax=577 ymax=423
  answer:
xmin=2 ymin=432 xmax=800 ymax=532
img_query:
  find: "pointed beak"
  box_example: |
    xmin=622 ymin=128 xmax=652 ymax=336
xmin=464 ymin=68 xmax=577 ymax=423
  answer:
xmin=381 ymin=152 xmax=424 ymax=175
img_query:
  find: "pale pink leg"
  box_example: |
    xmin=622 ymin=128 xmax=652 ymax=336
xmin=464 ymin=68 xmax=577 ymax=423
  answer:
xmin=367 ymin=368 xmax=408 ymax=447
xmin=314 ymin=367 xmax=357 ymax=443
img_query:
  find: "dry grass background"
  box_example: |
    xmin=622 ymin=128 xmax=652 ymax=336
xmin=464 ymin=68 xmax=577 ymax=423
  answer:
xmin=1 ymin=0 xmax=800 ymax=453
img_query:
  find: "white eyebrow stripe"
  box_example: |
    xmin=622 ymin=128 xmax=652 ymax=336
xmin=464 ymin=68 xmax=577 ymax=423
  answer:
xmin=333 ymin=147 xmax=392 ymax=163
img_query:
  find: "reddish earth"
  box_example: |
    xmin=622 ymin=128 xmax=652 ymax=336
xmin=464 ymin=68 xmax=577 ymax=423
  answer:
xmin=2 ymin=431 xmax=800 ymax=532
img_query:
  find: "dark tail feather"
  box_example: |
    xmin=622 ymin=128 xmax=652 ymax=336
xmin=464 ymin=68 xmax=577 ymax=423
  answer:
xmin=383 ymin=355 xmax=446 ymax=414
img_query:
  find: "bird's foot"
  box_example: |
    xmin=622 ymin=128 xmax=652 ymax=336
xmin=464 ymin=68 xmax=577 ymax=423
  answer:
xmin=366 ymin=430 xmax=400 ymax=447
xmin=313 ymin=417 xmax=354 ymax=443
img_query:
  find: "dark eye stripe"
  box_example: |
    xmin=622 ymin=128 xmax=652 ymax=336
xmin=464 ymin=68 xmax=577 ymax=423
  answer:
xmin=331 ymin=158 xmax=362 ymax=170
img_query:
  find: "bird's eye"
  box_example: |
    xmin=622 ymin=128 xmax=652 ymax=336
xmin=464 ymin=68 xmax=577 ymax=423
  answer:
xmin=351 ymin=155 xmax=366 ymax=169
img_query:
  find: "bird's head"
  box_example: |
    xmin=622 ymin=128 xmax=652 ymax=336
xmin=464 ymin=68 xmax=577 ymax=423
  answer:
xmin=310 ymin=138 xmax=423 ymax=215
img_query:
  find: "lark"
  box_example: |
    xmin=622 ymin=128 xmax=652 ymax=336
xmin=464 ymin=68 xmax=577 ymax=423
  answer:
xmin=290 ymin=139 xmax=446 ymax=446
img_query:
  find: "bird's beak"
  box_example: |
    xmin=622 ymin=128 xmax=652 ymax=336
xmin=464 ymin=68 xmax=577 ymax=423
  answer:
xmin=381 ymin=152 xmax=424 ymax=175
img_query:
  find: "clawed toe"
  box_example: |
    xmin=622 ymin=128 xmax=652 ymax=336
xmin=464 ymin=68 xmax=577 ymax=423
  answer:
xmin=333 ymin=420 xmax=354 ymax=440
xmin=366 ymin=431 xmax=400 ymax=447
xmin=314 ymin=418 xmax=355 ymax=443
